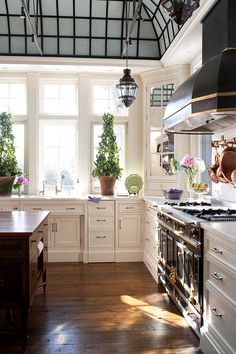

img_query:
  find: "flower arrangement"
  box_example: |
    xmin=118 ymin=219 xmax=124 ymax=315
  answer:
xmin=13 ymin=175 xmax=29 ymax=195
xmin=171 ymin=155 xmax=205 ymax=190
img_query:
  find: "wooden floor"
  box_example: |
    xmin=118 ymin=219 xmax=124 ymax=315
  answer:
xmin=0 ymin=262 xmax=201 ymax=354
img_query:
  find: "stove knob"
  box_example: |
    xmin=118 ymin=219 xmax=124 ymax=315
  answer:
xmin=190 ymin=228 xmax=197 ymax=238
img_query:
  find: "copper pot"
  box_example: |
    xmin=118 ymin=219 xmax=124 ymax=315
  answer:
xmin=220 ymin=147 xmax=236 ymax=184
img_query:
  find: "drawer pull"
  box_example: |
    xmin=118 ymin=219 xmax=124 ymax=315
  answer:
xmin=126 ymin=206 xmax=135 ymax=209
xmin=33 ymin=207 xmax=42 ymax=210
xmin=13 ymin=207 xmax=18 ymax=210
xmin=145 ymin=221 xmax=150 ymax=224
xmin=66 ymin=207 xmax=75 ymax=210
xmin=0 ymin=278 xmax=5 ymax=287
xmin=96 ymin=207 xmax=106 ymax=210
xmin=38 ymin=230 xmax=43 ymax=234
xmin=96 ymin=219 xmax=106 ymax=222
xmin=96 ymin=236 xmax=106 ymax=239
xmin=210 ymin=307 xmax=222 ymax=317
xmin=31 ymin=240 xmax=37 ymax=243
xmin=210 ymin=247 xmax=222 ymax=254
xmin=211 ymin=272 xmax=223 ymax=281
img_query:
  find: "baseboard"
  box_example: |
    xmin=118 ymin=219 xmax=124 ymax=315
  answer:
xmin=48 ymin=250 xmax=83 ymax=262
xmin=115 ymin=250 xmax=143 ymax=262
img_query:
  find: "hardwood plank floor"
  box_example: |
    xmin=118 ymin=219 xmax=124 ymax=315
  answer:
xmin=0 ymin=263 xmax=201 ymax=354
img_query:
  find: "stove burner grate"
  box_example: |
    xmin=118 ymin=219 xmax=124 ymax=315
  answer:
xmin=165 ymin=201 xmax=212 ymax=207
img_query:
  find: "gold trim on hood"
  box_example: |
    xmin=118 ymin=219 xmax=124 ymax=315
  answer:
xmin=191 ymin=91 xmax=236 ymax=103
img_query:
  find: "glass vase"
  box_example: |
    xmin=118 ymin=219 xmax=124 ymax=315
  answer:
xmin=17 ymin=187 xmax=22 ymax=197
xmin=187 ymin=173 xmax=197 ymax=199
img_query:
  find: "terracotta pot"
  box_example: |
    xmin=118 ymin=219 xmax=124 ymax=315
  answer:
xmin=0 ymin=176 xmax=15 ymax=196
xmin=99 ymin=176 xmax=116 ymax=195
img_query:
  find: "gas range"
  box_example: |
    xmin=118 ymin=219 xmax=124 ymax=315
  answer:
xmin=164 ymin=200 xmax=236 ymax=222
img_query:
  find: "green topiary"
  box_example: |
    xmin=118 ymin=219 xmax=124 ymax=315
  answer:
xmin=0 ymin=112 xmax=20 ymax=176
xmin=92 ymin=113 xmax=122 ymax=179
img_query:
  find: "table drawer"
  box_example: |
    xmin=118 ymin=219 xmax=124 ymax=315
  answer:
xmin=207 ymin=258 xmax=236 ymax=301
xmin=118 ymin=203 xmax=141 ymax=213
xmin=89 ymin=201 xmax=114 ymax=214
xmin=89 ymin=216 xmax=114 ymax=229
xmin=0 ymin=239 xmax=27 ymax=257
xmin=89 ymin=231 xmax=114 ymax=248
xmin=207 ymin=238 xmax=236 ymax=269
xmin=207 ymin=289 xmax=236 ymax=350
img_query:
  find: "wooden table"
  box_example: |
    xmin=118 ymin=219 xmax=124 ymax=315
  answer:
xmin=0 ymin=211 xmax=49 ymax=343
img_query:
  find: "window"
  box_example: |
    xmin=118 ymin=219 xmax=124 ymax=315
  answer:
xmin=41 ymin=82 xmax=78 ymax=115
xmin=0 ymin=82 xmax=27 ymax=114
xmin=92 ymin=123 xmax=126 ymax=193
xmin=39 ymin=121 xmax=78 ymax=194
xmin=93 ymin=83 xmax=127 ymax=116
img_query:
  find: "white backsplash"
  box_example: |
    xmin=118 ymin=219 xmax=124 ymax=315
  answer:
xmin=212 ymin=127 xmax=236 ymax=202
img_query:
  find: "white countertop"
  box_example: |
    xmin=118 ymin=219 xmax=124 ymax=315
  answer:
xmin=201 ymin=221 xmax=236 ymax=240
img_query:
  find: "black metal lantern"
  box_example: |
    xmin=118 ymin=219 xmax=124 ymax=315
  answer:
xmin=116 ymin=68 xmax=138 ymax=108
xmin=161 ymin=0 xmax=200 ymax=25
xmin=116 ymin=0 xmax=138 ymax=108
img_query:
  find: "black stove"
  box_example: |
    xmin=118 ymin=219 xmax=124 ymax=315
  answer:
xmin=165 ymin=201 xmax=212 ymax=207
xmin=180 ymin=207 xmax=236 ymax=221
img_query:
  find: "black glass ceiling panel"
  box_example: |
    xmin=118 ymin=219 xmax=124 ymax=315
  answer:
xmin=0 ymin=0 xmax=181 ymax=59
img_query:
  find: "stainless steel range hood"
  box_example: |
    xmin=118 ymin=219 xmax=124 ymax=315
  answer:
xmin=164 ymin=0 xmax=236 ymax=135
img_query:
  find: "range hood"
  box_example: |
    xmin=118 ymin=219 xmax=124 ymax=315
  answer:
xmin=164 ymin=0 xmax=236 ymax=134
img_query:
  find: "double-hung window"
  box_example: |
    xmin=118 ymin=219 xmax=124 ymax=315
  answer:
xmin=39 ymin=80 xmax=78 ymax=194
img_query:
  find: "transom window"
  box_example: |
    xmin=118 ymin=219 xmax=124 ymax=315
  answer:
xmin=93 ymin=83 xmax=127 ymax=116
xmin=0 ymin=82 xmax=27 ymax=114
xmin=41 ymin=81 xmax=78 ymax=115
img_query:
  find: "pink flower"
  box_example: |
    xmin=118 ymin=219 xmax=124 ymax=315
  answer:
xmin=17 ymin=176 xmax=29 ymax=186
xmin=180 ymin=155 xmax=196 ymax=168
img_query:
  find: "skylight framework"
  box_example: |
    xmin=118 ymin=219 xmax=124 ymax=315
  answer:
xmin=0 ymin=0 xmax=181 ymax=59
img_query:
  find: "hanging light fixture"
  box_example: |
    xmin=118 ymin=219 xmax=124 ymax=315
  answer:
xmin=116 ymin=0 xmax=138 ymax=108
xmin=161 ymin=0 xmax=200 ymax=25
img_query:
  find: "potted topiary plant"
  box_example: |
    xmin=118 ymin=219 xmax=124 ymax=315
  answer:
xmin=0 ymin=112 xmax=21 ymax=196
xmin=92 ymin=112 xmax=122 ymax=195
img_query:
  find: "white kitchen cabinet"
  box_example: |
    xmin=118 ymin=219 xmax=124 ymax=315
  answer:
xmin=115 ymin=200 xmax=143 ymax=262
xmin=88 ymin=200 xmax=115 ymax=262
xmin=201 ymin=228 xmax=236 ymax=354
xmin=141 ymin=66 xmax=191 ymax=196
xmin=0 ymin=199 xmax=19 ymax=211
xmin=21 ymin=200 xmax=86 ymax=262
xmin=143 ymin=201 xmax=160 ymax=283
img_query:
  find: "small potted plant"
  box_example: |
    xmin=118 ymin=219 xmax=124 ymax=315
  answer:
xmin=0 ymin=112 xmax=21 ymax=196
xmin=92 ymin=113 xmax=122 ymax=195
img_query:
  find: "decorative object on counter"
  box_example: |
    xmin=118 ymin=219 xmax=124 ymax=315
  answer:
xmin=0 ymin=112 xmax=21 ymax=196
xmin=92 ymin=113 xmax=122 ymax=195
xmin=88 ymin=195 xmax=102 ymax=203
xmin=125 ymin=174 xmax=143 ymax=196
xmin=163 ymin=188 xmax=183 ymax=200
xmin=13 ymin=175 xmax=29 ymax=196
xmin=171 ymin=155 xmax=205 ymax=197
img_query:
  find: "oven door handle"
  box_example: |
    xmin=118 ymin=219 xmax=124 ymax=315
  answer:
xmin=158 ymin=211 xmax=194 ymax=227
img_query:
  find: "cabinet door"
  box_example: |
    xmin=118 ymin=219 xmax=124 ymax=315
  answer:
xmin=54 ymin=216 xmax=80 ymax=248
xmin=118 ymin=214 xmax=142 ymax=248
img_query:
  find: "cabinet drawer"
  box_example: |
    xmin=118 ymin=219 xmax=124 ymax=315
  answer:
xmin=207 ymin=289 xmax=236 ymax=351
xmin=23 ymin=203 xmax=85 ymax=213
xmin=89 ymin=216 xmax=114 ymax=229
xmin=207 ymin=258 xmax=236 ymax=301
xmin=207 ymin=238 xmax=236 ymax=269
xmin=0 ymin=204 xmax=19 ymax=211
xmin=0 ymin=239 xmax=27 ymax=257
xmin=118 ymin=203 xmax=141 ymax=213
xmin=89 ymin=201 xmax=114 ymax=214
xmin=89 ymin=231 xmax=114 ymax=248
xmin=144 ymin=234 xmax=159 ymax=258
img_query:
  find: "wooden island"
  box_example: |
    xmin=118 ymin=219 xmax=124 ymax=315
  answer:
xmin=0 ymin=211 xmax=49 ymax=341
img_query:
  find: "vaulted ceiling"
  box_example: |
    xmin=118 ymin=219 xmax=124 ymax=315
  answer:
xmin=0 ymin=0 xmax=181 ymax=59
